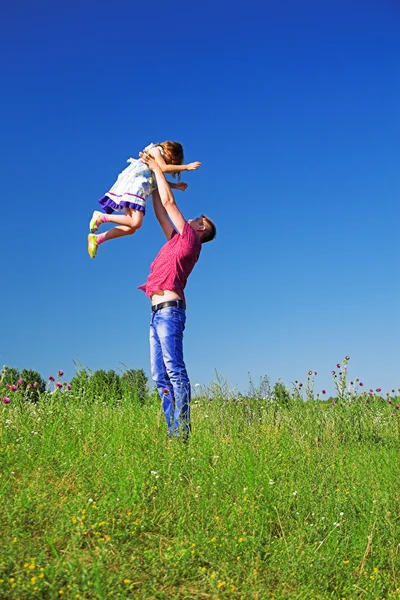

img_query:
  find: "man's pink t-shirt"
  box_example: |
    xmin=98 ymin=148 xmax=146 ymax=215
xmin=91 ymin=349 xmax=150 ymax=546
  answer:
xmin=138 ymin=221 xmax=201 ymax=305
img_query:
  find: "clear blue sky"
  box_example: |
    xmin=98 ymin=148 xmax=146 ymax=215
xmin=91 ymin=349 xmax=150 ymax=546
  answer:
xmin=1 ymin=0 xmax=399 ymax=396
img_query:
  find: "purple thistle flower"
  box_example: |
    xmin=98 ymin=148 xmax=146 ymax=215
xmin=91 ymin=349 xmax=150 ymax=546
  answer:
xmin=395 ymin=405 xmax=400 ymax=410
xmin=11 ymin=385 xmax=17 ymax=392
xmin=376 ymin=388 xmax=381 ymax=393
xmin=3 ymin=397 xmax=10 ymax=404
xmin=33 ymin=382 xmax=38 ymax=388
xmin=49 ymin=376 xmax=55 ymax=382
xmin=58 ymin=370 xmax=64 ymax=377
xmin=17 ymin=378 xmax=24 ymax=385
xmin=56 ymin=382 xmax=63 ymax=389
xmin=331 ymin=371 xmax=335 ymax=375
xmin=67 ymin=384 xmax=72 ymax=390
xmin=359 ymin=382 xmax=363 ymax=387
xmin=345 ymin=356 xmax=350 ymax=361
xmin=322 ymin=390 xmax=326 ymax=394
xmin=336 ymin=364 xmax=341 ymax=369
xmin=388 ymin=399 xmax=392 ymax=404
xmin=27 ymin=384 xmax=32 ymax=390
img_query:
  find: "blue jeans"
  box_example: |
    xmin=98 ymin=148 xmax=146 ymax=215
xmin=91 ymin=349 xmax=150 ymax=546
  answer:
xmin=150 ymin=306 xmax=191 ymax=437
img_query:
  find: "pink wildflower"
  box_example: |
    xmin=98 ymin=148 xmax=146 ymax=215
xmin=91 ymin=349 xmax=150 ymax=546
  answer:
xmin=58 ymin=370 xmax=64 ymax=377
xmin=49 ymin=376 xmax=55 ymax=382
xmin=33 ymin=382 xmax=38 ymax=388
xmin=56 ymin=382 xmax=63 ymax=389
xmin=3 ymin=397 xmax=10 ymax=404
xmin=322 ymin=390 xmax=326 ymax=394
xmin=11 ymin=385 xmax=17 ymax=392
xmin=67 ymin=384 xmax=72 ymax=390
xmin=345 ymin=356 xmax=350 ymax=360
xmin=17 ymin=378 xmax=24 ymax=385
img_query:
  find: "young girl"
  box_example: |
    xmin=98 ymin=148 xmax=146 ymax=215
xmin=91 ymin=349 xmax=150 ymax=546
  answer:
xmin=87 ymin=141 xmax=201 ymax=258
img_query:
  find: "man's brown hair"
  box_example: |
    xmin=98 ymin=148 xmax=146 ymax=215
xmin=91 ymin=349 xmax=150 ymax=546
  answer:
xmin=201 ymin=215 xmax=217 ymax=244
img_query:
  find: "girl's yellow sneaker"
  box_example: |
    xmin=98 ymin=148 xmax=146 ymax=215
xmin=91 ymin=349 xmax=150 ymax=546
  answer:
xmin=90 ymin=210 xmax=103 ymax=233
xmin=87 ymin=234 xmax=98 ymax=258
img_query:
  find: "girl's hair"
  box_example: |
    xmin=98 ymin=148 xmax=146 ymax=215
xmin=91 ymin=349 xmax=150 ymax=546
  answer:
xmin=157 ymin=141 xmax=184 ymax=179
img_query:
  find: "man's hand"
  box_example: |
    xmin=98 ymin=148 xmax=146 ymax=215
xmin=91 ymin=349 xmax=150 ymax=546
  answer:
xmin=139 ymin=151 xmax=160 ymax=172
xmin=187 ymin=161 xmax=202 ymax=171
xmin=174 ymin=182 xmax=188 ymax=191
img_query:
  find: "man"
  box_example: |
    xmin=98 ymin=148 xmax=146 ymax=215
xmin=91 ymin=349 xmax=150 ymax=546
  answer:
xmin=138 ymin=152 xmax=216 ymax=439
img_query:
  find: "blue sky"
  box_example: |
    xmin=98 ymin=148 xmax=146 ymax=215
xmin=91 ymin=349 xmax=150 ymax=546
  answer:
xmin=1 ymin=0 xmax=399 ymax=396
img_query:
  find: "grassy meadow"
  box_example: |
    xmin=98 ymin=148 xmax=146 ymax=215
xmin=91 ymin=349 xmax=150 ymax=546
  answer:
xmin=1 ymin=364 xmax=400 ymax=599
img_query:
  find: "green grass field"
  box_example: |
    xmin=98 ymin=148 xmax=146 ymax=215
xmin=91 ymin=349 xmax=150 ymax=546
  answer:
xmin=1 ymin=375 xmax=400 ymax=599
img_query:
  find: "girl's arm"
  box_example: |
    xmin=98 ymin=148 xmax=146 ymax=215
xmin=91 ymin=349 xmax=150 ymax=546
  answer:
xmin=146 ymin=146 xmax=201 ymax=173
xmin=168 ymin=182 xmax=188 ymax=191
xmin=163 ymin=162 xmax=201 ymax=173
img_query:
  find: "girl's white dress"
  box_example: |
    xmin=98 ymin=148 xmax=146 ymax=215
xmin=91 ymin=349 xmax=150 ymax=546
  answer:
xmin=98 ymin=143 xmax=164 ymax=215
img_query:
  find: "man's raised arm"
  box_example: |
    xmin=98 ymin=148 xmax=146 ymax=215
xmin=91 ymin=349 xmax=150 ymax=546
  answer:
xmin=140 ymin=152 xmax=186 ymax=236
xmin=152 ymin=189 xmax=174 ymax=240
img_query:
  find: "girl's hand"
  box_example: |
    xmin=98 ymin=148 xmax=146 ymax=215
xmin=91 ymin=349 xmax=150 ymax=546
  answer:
xmin=187 ymin=161 xmax=202 ymax=171
xmin=175 ymin=182 xmax=188 ymax=191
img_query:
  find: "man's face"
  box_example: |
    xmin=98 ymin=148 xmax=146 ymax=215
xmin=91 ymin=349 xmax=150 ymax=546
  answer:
xmin=188 ymin=216 xmax=206 ymax=230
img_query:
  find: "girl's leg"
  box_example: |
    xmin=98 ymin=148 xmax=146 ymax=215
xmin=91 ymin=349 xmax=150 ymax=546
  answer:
xmin=87 ymin=210 xmax=144 ymax=258
xmin=90 ymin=208 xmax=144 ymax=232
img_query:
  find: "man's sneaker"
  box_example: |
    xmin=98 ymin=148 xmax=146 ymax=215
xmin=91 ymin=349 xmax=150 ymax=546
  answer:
xmin=88 ymin=234 xmax=98 ymax=258
xmin=90 ymin=210 xmax=104 ymax=233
